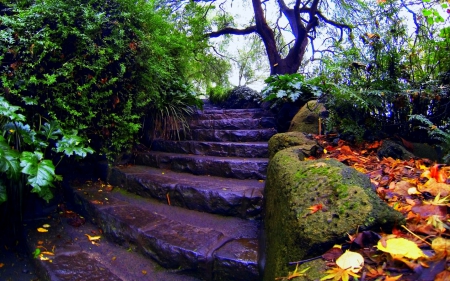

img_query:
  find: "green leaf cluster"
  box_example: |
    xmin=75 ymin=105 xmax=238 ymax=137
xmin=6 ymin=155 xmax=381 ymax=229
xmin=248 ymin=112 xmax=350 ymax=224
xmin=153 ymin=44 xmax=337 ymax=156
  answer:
xmin=261 ymin=73 xmax=322 ymax=109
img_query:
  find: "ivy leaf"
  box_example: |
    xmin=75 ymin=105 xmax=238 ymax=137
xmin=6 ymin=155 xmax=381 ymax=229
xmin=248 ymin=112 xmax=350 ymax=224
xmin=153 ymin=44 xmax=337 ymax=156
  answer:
xmin=55 ymin=132 xmax=94 ymax=157
xmin=0 ymin=135 xmax=21 ymax=179
xmin=20 ymin=151 xmax=56 ymax=194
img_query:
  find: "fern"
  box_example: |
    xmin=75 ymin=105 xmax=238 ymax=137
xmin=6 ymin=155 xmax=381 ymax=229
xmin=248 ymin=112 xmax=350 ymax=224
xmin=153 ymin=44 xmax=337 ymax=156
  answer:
xmin=409 ymin=114 xmax=450 ymax=163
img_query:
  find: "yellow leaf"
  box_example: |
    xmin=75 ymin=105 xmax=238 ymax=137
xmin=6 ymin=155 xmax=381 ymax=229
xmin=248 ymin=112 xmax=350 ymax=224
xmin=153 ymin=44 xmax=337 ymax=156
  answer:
xmin=85 ymin=234 xmax=101 ymax=241
xmin=37 ymin=228 xmax=48 ymax=233
xmin=42 ymin=224 xmax=51 ymax=228
xmin=431 ymin=237 xmax=450 ymax=258
xmin=320 ymin=266 xmax=359 ymax=281
xmin=112 ymin=256 xmax=117 ymax=261
xmin=377 ymin=237 xmax=426 ymax=260
xmin=142 ymin=270 xmax=147 ymax=275
xmin=336 ymin=250 xmax=364 ymax=273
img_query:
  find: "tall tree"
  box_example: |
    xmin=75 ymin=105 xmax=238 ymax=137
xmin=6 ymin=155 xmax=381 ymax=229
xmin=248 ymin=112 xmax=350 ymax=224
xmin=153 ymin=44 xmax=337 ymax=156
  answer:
xmin=204 ymin=0 xmax=358 ymax=75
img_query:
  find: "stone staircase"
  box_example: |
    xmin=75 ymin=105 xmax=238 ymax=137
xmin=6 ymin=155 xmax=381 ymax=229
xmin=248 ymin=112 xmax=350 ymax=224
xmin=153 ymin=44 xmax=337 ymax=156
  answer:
xmin=28 ymin=101 xmax=277 ymax=280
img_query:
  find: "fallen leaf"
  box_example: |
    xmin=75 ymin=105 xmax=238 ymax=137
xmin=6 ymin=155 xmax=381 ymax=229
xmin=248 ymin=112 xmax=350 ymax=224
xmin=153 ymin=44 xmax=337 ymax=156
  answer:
xmin=37 ymin=228 xmax=48 ymax=233
xmin=420 ymin=178 xmax=450 ymax=197
xmin=377 ymin=237 xmax=426 ymax=260
xmin=320 ymin=266 xmax=360 ymax=281
xmin=0 ymin=263 xmax=4 ymax=268
xmin=431 ymin=237 xmax=450 ymax=259
xmin=85 ymin=234 xmax=101 ymax=241
xmin=307 ymin=203 xmax=323 ymax=214
xmin=42 ymin=224 xmax=51 ymax=228
xmin=335 ymin=250 xmax=364 ymax=273
xmin=435 ymin=269 xmax=450 ymax=280
xmin=142 ymin=270 xmax=147 ymax=275
xmin=41 ymin=251 xmax=54 ymax=256
xmin=112 ymin=256 xmax=116 ymax=261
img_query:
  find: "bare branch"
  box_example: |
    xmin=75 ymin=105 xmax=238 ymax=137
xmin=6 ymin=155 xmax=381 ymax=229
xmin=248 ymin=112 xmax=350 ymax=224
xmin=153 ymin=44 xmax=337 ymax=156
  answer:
xmin=208 ymin=45 xmax=239 ymax=63
xmin=207 ymin=26 xmax=258 ymax=38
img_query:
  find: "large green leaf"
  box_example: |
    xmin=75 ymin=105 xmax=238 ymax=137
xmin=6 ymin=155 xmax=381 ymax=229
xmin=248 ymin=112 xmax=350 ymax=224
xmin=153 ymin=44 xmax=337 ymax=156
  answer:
xmin=20 ymin=151 xmax=56 ymax=192
xmin=39 ymin=122 xmax=62 ymax=141
xmin=55 ymin=132 xmax=94 ymax=157
xmin=0 ymin=135 xmax=21 ymax=179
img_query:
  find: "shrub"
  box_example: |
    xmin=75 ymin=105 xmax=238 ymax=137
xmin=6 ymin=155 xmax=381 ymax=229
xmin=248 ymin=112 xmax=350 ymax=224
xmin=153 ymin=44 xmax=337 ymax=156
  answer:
xmin=0 ymin=0 xmax=199 ymax=160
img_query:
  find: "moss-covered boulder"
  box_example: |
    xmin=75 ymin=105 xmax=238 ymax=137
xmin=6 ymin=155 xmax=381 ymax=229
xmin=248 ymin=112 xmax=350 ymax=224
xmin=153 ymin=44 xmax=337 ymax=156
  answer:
xmin=263 ymin=147 xmax=405 ymax=281
xmin=268 ymin=132 xmax=319 ymax=160
xmin=288 ymin=100 xmax=326 ymax=134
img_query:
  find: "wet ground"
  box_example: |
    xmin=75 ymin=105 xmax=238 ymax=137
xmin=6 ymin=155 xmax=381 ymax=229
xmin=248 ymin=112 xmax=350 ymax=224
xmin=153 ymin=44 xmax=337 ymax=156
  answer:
xmin=0 ymin=229 xmax=39 ymax=281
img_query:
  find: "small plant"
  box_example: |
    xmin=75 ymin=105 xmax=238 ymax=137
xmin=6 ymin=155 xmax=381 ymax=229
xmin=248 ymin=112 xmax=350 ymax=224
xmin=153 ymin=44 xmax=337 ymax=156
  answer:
xmin=261 ymin=73 xmax=321 ymax=108
xmin=0 ymin=96 xmax=93 ymax=231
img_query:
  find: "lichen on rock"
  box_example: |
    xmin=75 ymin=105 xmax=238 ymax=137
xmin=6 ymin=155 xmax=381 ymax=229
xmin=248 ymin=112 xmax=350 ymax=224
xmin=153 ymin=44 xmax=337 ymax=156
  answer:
xmin=263 ymin=146 xmax=405 ymax=281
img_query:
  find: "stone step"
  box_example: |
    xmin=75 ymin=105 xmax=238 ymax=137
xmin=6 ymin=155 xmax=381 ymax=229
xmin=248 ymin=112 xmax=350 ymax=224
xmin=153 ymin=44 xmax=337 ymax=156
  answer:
xmin=65 ymin=182 xmax=260 ymax=281
xmin=150 ymin=140 xmax=269 ymax=158
xmin=109 ymin=165 xmax=264 ymax=219
xmin=26 ymin=212 xmax=201 ymax=281
xmin=189 ymin=128 xmax=277 ymax=142
xmin=193 ymin=109 xmax=272 ymax=120
xmin=134 ymin=151 xmax=268 ymax=180
xmin=189 ymin=117 xmax=276 ymax=130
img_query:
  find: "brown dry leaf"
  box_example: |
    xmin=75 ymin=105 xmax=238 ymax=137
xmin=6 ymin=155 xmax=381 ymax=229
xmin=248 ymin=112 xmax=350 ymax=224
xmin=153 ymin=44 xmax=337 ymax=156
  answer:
xmin=37 ymin=227 xmax=48 ymax=233
xmin=41 ymin=251 xmax=55 ymax=256
xmin=420 ymin=178 xmax=450 ymax=197
xmin=435 ymin=269 xmax=450 ymax=280
xmin=142 ymin=270 xmax=147 ymax=275
xmin=37 ymin=240 xmax=44 ymax=245
xmin=112 ymin=256 xmax=117 ymax=261
xmin=0 ymin=263 xmax=4 ymax=268
xmin=385 ymin=275 xmax=403 ymax=281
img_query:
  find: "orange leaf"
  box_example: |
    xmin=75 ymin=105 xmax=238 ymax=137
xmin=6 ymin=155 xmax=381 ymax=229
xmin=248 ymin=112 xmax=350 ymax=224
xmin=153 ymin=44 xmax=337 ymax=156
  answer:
xmin=308 ymin=203 xmax=323 ymax=214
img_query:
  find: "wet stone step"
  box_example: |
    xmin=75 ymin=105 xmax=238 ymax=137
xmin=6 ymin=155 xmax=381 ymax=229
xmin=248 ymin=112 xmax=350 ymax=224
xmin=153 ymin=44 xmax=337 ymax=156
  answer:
xmin=134 ymin=151 xmax=268 ymax=180
xmin=192 ymin=109 xmax=273 ymax=120
xmin=66 ymin=182 xmax=260 ymax=281
xmin=26 ymin=213 xmax=201 ymax=281
xmin=150 ymin=140 xmax=269 ymax=158
xmin=109 ymin=165 xmax=264 ymax=219
xmin=189 ymin=117 xmax=276 ymax=130
xmin=188 ymin=128 xmax=278 ymax=142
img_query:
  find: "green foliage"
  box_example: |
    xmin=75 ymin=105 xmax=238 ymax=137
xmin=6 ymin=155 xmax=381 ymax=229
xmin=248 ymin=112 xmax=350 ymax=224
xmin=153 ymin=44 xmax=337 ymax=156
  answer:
xmin=409 ymin=115 xmax=450 ymax=163
xmin=0 ymin=0 xmax=201 ymax=160
xmin=207 ymin=85 xmax=232 ymax=104
xmin=0 ymin=96 xmax=93 ymax=205
xmin=261 ymin=73 xmax=321 ymax=108
xmin=149 ymin=80 xmax=202 ymax=140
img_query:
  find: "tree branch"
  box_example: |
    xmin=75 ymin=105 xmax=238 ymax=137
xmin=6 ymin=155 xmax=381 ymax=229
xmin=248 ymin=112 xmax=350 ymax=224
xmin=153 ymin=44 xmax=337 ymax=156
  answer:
xmin=206 ymin=26 xmax=258 ymax=38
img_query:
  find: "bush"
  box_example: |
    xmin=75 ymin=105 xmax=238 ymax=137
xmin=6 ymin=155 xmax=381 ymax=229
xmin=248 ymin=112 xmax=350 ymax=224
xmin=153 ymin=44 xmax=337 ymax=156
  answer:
xmin=0 ymin=0 xmax=200 ymax=160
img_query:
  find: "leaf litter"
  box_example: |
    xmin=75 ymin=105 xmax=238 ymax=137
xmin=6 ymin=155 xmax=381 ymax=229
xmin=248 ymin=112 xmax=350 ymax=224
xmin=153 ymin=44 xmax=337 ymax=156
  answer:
xmin=282 ymin=136 xmax=450 ymax=280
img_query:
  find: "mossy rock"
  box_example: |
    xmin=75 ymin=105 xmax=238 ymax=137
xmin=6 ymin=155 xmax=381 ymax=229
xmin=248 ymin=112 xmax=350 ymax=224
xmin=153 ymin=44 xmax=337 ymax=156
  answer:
xmin=288 ymin=100 xmax=326 ymax=134
xmin=268 ymin=132 xmax=318 ymax=160
xmin=263 ymin=147 xmax=405 ymax=281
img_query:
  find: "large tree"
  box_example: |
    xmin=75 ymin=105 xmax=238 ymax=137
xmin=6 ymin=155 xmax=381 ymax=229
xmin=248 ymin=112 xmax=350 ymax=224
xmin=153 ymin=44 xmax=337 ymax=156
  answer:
xmin=204 ymin=0 xmax=359 ymax=75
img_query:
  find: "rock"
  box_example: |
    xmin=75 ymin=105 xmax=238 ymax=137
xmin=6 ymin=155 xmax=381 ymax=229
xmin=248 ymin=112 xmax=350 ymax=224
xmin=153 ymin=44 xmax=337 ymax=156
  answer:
xmin=214 ymin=86 xmax=263 ymax=109
xmin=268 ymin=132 xmax=319 ymax=160
xmin=377 ymin=140 xmax=415 ymax=160
xmin=263 ymin=147 xmax=405 ymax=281
xmin=273 ymin=102 xmax=301 ymax=133
xmin=412 ymin=142 xmax=439 ymax=162
xmin=288 ymin=100 xmax=326 ymax=134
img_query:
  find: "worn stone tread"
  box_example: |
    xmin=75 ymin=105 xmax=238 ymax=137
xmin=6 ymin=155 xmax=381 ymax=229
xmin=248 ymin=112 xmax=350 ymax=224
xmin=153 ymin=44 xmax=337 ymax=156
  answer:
xmin=134 ymin=151 xmax=268 ymax=180
xmin=189 ymin=117 xmax=276 ymax=130
xmin=66 ymin=182 xmax=260 ymax=280
xmin=189 ymin=128 xmax=277 ymax=142
xmin=109 ymin=165 xmax=264 ymax=219
xmin=26 ymin=214 xmax=201 ymax=281
xmin=150 ymin=139 xmax=269 ymax=158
